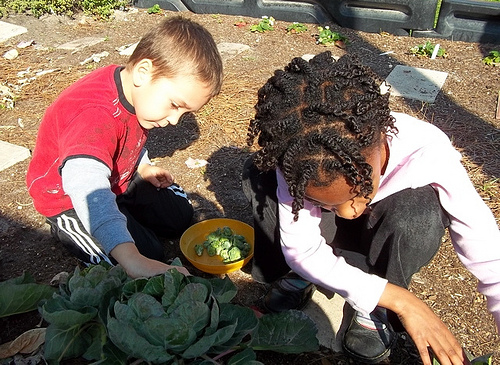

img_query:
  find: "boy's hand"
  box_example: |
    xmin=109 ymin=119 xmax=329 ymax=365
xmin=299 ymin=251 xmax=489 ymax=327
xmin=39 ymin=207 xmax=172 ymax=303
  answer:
xmin=138 ymin=164 xmax=174 ymax=188
xmin=111 ymin=242 xmax=190 ymax=278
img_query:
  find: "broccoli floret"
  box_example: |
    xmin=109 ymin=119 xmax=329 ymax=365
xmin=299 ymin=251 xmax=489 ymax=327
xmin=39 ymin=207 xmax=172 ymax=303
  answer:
xmin=222 ymin=226 xmax=233 ymax=237
xmin=195 ymin=226 xmax=251 ymax=263
xmin=219 ymin=249 xmax=230 ymax=261
xmin=220 ymin=237 xmax=231 ymax=250
xmin=194 ymin=244 xmax=204 ymax=256
xmin=227 ymin=246 xmax=242 ymax=262
xmin=207 ymin=245 xmax=217 ymax=257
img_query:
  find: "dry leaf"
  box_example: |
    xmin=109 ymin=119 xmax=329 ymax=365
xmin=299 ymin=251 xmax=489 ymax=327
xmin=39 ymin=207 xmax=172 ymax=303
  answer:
xmin=0 ymin=328 xmax=46 ymax=359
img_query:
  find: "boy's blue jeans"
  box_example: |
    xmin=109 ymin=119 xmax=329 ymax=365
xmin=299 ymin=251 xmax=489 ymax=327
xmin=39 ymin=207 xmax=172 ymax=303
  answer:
xmin=242 ymin=156 xmax=450 ymax=290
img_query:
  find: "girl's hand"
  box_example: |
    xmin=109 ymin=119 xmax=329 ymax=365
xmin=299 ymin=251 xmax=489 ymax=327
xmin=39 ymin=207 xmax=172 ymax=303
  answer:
xmin=138 ymin=164 xmax=174 ymax=188
xmin=380 ymin=283 xmax=467 ymax=365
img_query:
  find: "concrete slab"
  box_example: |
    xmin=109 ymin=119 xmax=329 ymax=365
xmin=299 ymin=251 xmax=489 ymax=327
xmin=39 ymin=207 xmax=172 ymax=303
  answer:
xmin=217 ymin=42 xmax=250 ymax=61
xmin=303 ymin=288 xmax=350 ymax=352
xmin=56 ymin=37 xmax=107 ymax=51
xmin=0 ymin=21 xmax=28 ymax=43
xmin=385 ymin=65 xmax=448 ymax=103
xmin=0 ymin=140 xmax=30 ymax=172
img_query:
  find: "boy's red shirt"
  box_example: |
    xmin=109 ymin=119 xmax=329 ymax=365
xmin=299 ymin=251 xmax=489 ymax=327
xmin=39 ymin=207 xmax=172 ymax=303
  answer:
xmin=26 ymin=65 xmax=148 ymax=217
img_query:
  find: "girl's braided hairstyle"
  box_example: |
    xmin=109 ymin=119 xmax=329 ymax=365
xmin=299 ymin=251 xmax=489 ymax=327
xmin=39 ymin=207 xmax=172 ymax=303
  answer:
xmin=247 ymin=51 xmax=396 ymax=220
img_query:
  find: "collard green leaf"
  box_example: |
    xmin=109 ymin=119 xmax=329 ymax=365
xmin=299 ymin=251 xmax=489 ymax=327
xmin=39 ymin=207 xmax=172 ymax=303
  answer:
xmin=0 ymin=271 xmax=36 ymax=285
xmin=168 ymin=300 xmax=210 ymax=334
xmin=0 ymin=278 xmax=55 ymax=317
xmin=227 ymin=348 xmax=263 ymax=365
xmin=127 ymin=292 xmax=166 ymax=320
xmin=142 ymin=316 xmax=184 ymax=347
xmin=107 ymin=316 xmax=174 ymax=364
xmin=471 ymin=354 xmax=493 ymax=365
xmin=170 ymin=257 xmax=183 ymax=266
xmin=250 ymin=310 xmax=319 ymax=353
xmin=112 ymin=301 xmax=150 ymax=334
xmin=219 ymin=303 xmax=258 ymax=335
xmin=211 ymin=303 xmax=258 ymax=351
xmin=182 ymin=321 xmax=238 ymax=359
xmin=122 ymin=277 xmax=148 ymax=297
xmin=41 ymin=298 xmax=98 ymax=327
xmin=187 ymin=276 xmax=214 ymax=297
xmin=70 ymin=287 xmax=100 ymax=307
xmin=210 ymin=276 xmax=237 ymax=303
xmin=163 ymin=323 xmax=197 ymax=353
xmin=204 ymin=300 xmax=220 ymax=337
xmin=167 ymin=283 xmax=209 ymax=315
xmin=81 ymin=323 xmax=107 ymax=361
xmin=44 ymin=323 xmax=95 ymax=361
xmin=142 ymin=275 xmax=164 ymax=297
xmin=161 ymin=270 xmax=184 ymax=308
xmin=83 ymin=264 xmax=109 ymax=287
xmin=94 ymin=341 xmax=128 ymax=365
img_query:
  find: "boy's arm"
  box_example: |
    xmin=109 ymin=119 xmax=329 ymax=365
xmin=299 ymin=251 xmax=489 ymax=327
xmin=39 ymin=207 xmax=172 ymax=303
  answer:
xmin=61 ymin=158 xmax=188 ymax=277
xmin=110 ymin=242 xmax=189 ymax=277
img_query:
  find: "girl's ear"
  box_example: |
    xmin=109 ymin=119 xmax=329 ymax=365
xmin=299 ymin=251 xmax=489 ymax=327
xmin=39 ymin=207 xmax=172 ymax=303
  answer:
xmin=132 ymin=59 xmax=153 ymax=87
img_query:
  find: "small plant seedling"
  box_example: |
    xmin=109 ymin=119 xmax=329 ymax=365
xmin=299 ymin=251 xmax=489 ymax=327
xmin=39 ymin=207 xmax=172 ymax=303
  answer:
xmin=234 ymin=19 xmax=247 ymax=28
xmin=147 ymin=3 xmax=161 ymax=14
xmin=482 ymin=50 xmax=500 ymax=66
xmin=287 ymin=22 xmax=308 ymax=34
xmin=410 ymin=41 xmax=448 ymax=58
xmin=316 ymin=26 xmax=348 ymax=47
xmin=250 ymin=16 xmax=275 ymax=33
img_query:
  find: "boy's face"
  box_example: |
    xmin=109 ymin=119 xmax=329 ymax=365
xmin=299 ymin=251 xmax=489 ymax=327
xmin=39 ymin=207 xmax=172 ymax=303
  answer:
xmin=131 ymin=63 xmax=212 ymax=129
xmin=303 ymin=139 xmax=388 ymax=220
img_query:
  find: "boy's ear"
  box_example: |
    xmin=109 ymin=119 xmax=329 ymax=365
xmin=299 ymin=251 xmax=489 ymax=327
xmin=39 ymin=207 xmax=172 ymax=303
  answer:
xmin=132 ymin=59 xmax=154 ymax=87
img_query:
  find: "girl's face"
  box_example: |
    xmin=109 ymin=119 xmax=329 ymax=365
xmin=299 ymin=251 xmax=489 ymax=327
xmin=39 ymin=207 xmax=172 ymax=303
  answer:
xmin=129 ymin=60 xmax=212 ymax=129
xmin=304 ymin=139 xmax=388 ymax=220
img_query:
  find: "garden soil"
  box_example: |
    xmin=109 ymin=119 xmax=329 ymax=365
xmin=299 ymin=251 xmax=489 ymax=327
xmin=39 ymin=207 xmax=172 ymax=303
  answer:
xmin=0 ymin=8 xmax=499 ymax=364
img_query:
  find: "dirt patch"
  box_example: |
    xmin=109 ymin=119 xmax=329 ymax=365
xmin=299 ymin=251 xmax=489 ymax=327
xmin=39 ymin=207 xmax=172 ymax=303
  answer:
xmin=0 ymin=8 xmax=499 ymax=364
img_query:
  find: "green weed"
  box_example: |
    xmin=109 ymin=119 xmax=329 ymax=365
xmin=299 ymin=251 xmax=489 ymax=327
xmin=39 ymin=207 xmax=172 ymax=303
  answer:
xmin=250 ymin=16 xmax=275 ymax=33
xmin=410 ymin=41 xmax=448 ymax=58
xmin=286 ymin=22 xmax=307 ymax=34
xmin=482 ymin=50 xmax=500 ymax=66
xmin=316 ymin=26 xmax=348 ymax=46
xmin=147 ymin=3 xmax=161 ymax=14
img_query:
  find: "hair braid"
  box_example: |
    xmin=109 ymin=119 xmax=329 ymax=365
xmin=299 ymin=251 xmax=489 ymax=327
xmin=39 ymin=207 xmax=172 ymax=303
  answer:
xmin=247 ymin=52 xmax=396 ymax=220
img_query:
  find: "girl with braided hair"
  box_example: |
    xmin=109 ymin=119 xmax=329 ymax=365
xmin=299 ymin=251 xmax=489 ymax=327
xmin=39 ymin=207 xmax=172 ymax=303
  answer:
xmin=242 ymin=51 xmax=500 ymax=365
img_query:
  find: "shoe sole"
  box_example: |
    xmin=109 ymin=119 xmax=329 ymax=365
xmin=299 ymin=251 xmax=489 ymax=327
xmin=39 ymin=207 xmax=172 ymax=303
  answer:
xmin=342 ymin=343 xmax=392 ymax=364
xmin=261 ymin=284 xmax=316 ymax=313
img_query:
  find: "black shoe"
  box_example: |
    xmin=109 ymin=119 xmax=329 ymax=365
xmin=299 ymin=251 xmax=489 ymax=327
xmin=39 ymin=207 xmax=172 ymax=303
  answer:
xmin=342 ymin=308 xmax=396 ymax=364
xmin=262 ymin=273 xmax=315 ymax=313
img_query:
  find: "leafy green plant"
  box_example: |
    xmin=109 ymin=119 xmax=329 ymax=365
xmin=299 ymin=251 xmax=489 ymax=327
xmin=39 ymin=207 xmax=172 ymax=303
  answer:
xmin=482 ymin=50 xmax=500 ymax=66
xmin=316 ymin=26 xmax=348 ymax=46
xmin=409 ymin=41 xmax=448 ymax=58
xmin=0 ymin=0 xmax=129 ymax=18
xmin=80 ymin=0 xmax=128 ymax=19
xmin=250 ymin=16 xmax=275 ymax=33
xmin=39 ymin=261 xmax=319 ymax=364
xmin=147 ymin=3 xmax=161 ymax=14
xmin=287 ymin=22 xmax=307 ymax=34
xmin=0 ymin=272 xmax=56 ymax=318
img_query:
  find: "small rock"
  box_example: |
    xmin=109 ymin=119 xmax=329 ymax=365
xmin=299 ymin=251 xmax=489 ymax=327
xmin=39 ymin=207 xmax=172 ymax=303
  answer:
xmin=17 ymin=40 xmax=35 ymax=48
xmin=3 ymin=49 xmax=19 ymax=60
